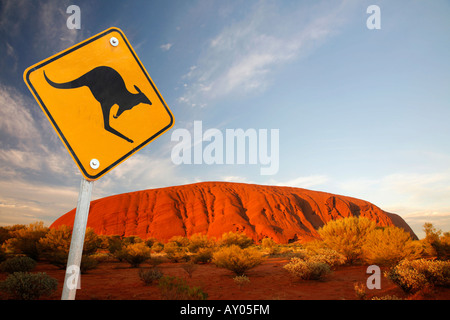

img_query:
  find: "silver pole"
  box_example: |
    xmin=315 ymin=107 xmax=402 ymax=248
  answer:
xmin=61 ymin=178 xmax=94 ymax=300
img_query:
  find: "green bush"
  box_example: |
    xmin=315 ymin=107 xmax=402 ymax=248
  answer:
xmin=362 ymin=226 xmax=422 ymax=266
xmin=181 ymin=261 xmax=198 ymax=278
xmin=318 ymin=217 xmax=377 ymax=264
xmin=2 ymin=222 xmax=48 ymax=260
xmin=0 ymin=256 xmax=36 ymax=273
xmin=261 ymin=237 xmax=276 ymax=249
xmin=233 ymin=275 xmax=250 ymax=289
xmin=144 ymin=237 xmax=157 ymax=248
xmin=283 ymin=258 xmax=331 ymax=280
xmin=0 ymin=272 xmax=57 ymax=300
xmin=167 ymin=236 xmax=190 ymax=247
xmin=151 ymin=241 xmax=164 ymax=253
xmin=158 ymin=275 xmax=208 ymax=300
xmin=0 ymin=247 xmax=6 ymax=263
xmin=212 ymin=245 xmax=264 ymax=276
xmin=37 ymin=225 xmax=72 ymax=268
xmin=120 ymin=242 xmax=151 ymax=267
xmin=422 ymin=223 xmax=450 ymax=260
xmin=106 ymin=235 xmax=123 ymax=257
xmin=302 ymin=248 xmax=346 ymax=268
xmin=37 ymin=226 xmax=100 ymax=269
xmin=386 ymin=259 xmax=450 ymax=293
xmin=218 ymin=231 xmax=253 ymax=248
xmin=191 ymin=247 xmax=215 ymax=264
xmin=164 ymin=238 xmax=190 ymax=263
xmin=0 ymin=226 xmax=14 ymax=245
xmin=188 ymin=233 xmax=215 ymax=253
xmin=139 ymin=267 xmax=163 ymax=286
xmin=80 ymin=254 xmax=99 ymax=273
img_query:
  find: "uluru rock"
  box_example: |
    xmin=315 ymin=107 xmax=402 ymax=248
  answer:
xmin=51 ymin=181 xmax=417 ymax=243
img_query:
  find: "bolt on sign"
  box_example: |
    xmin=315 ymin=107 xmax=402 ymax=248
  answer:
xmin=24 ymin=27 xmax=174 ymax=180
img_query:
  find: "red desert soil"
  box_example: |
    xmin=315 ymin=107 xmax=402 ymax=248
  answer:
xmin=51 ymin=181 xmax=417 ymax=243
xmin=1 ymin=258 xmax=448 ymax=300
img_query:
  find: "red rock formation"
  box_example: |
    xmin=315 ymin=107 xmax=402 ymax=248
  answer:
xmin=51 ymin=181 xmax=417 ymax=243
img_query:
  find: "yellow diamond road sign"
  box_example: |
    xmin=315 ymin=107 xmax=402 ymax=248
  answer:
xmin=24 ymin=27 xmax=174 ymax=181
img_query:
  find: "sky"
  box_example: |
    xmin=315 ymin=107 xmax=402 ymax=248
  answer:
xmin=0 ymin=0 xmax=449 ymax=239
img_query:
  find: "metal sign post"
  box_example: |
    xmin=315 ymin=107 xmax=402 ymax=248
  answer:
xmin=61 ymin=178 xmax=94 ymax=300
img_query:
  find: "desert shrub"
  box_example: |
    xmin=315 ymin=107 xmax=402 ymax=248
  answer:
xmin=120 ymin=242 xmax=151 ymax=267
xmin=267 ymin=244 xmax=298 ymax=257
xmin=80 ymin=255 xmax=99 ymax=273
xmin=168 ymin=236 xmax=190 ymax=247
xmin=191 ymin=247 xmax=215 ymax=264
xmin=304 ymin=248 xmax=346 ymax=268
xmin=371 ymin=295 xmax=402 ymax=300
xmin=158 ymin=275 xmax=208 ymax=300
xmin=36 ymin=225 xmax=72 ymax=268
xmin=2 ymin=222 xmax=48 ymax=260
xmin=354 ymin=282 xmax=366 ymax=300
xmin=181 ymin=261 xmax=198 ymax=278
xmin=261 ymin=238 xmax=281 ymax=255
xmin=318 ymin=217 xmax=377 ymax=264
xmin=0 ymin=226 xmax=15 ymax=245
xmin=81 ymin=228 xmax=102 ymax=255
xmin=151 ymin=241 xmax=164 ymax=253
xmin=362 ymin=226 xmax=422 ymax=266
xmin=212 ymin=245 xmax=264 ymax=276
xmin=218 ymin=231 xmax=253 ymax=248
xmin=0 ymin=247 xmax=6 ymax=263
xmin=421 ymin=223 xmax=450 ymax=260
xmin=37 ymin=226 xmax=100 ymax=271
xmin=261 ymin=237 xmax=276 ymax=249
xmin=0 ymin=272 xmax=57 ymax=300
xmin=283 ymin=258 xmax=331 ymax=280
xmin=188 ymin=233 xmax=215 ymax=253
xmin=139 ymin=267 xmax=163 ymax=286
xmin=164 ymin=237 xmax=190 ymax=262
xmin=144 ymin=237 xmax=157 ymax=248
xmin=122 ymin=236 xmax=143 ymax=244
xmin=0 ymin=256 xmax=36 ymax=273
xmin=106 ymin=235 xmax=123 ymax=256
xmin=386 ymin=259 xmax=450 ymax=293
xmin=287 ymin=247 xmax=345 ymax=268
xmin=90 ymin=252 xmax=111 ymax=263
xmin=233 ymin=275 xmax=250 ymax=289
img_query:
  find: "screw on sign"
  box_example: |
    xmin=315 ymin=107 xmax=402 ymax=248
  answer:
xmin=23 ymin=27 xmax=174 ymax=300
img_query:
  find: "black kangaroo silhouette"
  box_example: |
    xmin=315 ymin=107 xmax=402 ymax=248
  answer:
xmin=43 ymin=66 xmax=152 ymax=143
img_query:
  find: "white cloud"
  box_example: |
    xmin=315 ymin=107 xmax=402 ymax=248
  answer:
xmin=94 ymin=153 xmax=188 ymax=198
xmin=178 ymin=1 xmax=350 ymax=107
xmin=160 ymin=43 xmax=173 ymax=51
xmin=337 ymin=171 xmax=450 ymax=237
xmin=222 ymin=176 xmax=252 ymax=183
xmin=0 ymin=179 xmax=79 ymax=226
xmin=0 ymin=85 xmax=78 ymax=179
xmin=37 ymin=1 xmax=85 ymax=51
xmin=273 ymin=175 xmax=330 ymax=190
xmin=0 ymin=85 xmax=41 ymax=141
xmin=339 ymin=172 xmax=450 ymax=210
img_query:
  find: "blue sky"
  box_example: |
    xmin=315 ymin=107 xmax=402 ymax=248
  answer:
xmin=0 ymin=0 xmax=449 ymax=239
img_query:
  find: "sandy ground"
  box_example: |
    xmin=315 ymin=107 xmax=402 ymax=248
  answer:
xmin=1 ymin=257 xmax=448 ymax=300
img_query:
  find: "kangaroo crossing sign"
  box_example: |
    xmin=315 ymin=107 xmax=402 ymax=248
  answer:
xmin=24 ymin=27 xmax=174 ymax=180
